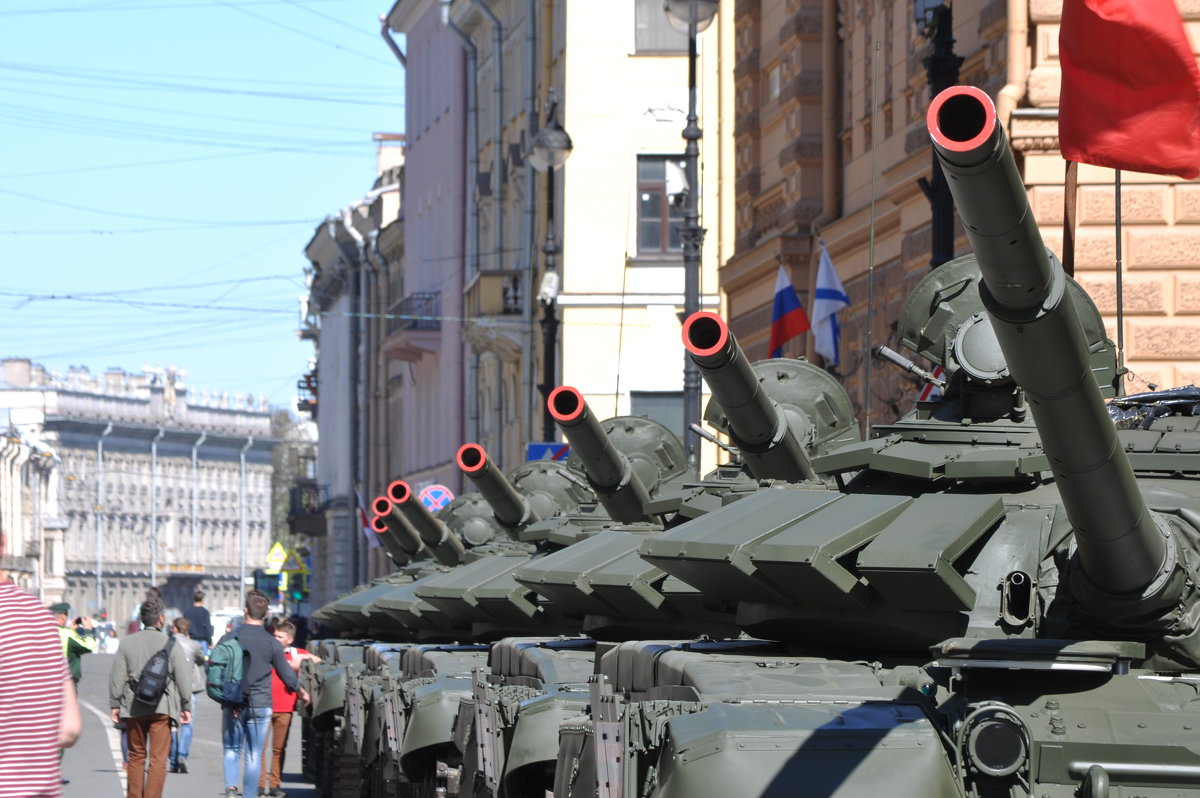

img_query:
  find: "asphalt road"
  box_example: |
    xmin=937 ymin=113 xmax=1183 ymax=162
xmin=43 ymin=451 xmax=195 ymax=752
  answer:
xmin=66 ymin=652 xmax=317 ymax=798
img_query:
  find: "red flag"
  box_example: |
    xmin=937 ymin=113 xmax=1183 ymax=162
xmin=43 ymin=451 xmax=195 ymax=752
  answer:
xmin=1059 ymin=0 xmax=1200 ymax=179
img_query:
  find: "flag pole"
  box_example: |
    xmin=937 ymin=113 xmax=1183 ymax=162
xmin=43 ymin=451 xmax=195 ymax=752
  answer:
xmin=1115 ymin=169 xmax=1124 ymax=371
xmin=864 ymin=36 xmax=881 ymax=439
xmin=1063 ymin=160 xmax=1077 ymax=277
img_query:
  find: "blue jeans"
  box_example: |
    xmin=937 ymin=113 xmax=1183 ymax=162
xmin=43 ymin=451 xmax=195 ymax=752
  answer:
xmin=169 ymin=699 xmax=196 ymax=767
xmin=222 ymin=705 xmax=272 ymax=794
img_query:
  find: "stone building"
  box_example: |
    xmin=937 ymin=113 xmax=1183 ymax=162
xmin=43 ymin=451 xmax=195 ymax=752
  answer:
xmin=0 ymin=359 xmax=275 ymax=627
xmin=726 ymin=0 xmax=1200 ymax=428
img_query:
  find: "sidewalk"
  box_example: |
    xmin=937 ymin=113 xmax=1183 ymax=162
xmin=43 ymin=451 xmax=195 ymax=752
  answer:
xmin=67 ymin=651 xmax=317 ymax=798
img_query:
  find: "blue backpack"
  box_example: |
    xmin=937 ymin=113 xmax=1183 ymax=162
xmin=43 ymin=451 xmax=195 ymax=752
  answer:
xmin=206 ymin=636 xmax=245 ymax=705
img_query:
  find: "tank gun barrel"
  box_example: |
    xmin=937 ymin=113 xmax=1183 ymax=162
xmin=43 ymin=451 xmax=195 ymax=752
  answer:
xmin=368 ymin=496 xmax=422 ymax=566
xmin=681 ymin=311 xmax=818 ymax=481
xmin=386 ymin=480 xmax=467 ymax=566
xmin=546 ymin=385 xmax=653 ymax=523
xmin=456 ymin=442 xmax=540 ymax=529
xmin=928 ymin=85 xmax=1166 ymax=596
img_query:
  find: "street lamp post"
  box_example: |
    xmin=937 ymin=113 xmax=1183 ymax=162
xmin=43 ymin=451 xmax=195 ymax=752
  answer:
xmin=916 ymin=1 xmax=962 ymax=270
xmin=664 ymin=0 xmax=717 ymax=476
xmin=530 ymin=90 xmax=574 ymax=442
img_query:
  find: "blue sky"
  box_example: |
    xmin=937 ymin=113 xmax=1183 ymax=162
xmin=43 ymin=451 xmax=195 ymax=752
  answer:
xmin=0 ymin=0 xmax=404 ymax=411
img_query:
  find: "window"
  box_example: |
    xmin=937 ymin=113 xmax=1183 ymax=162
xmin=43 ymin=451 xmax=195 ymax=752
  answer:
xmin=637 ymin=156 xmax=686 ymax=255
xmin=631 ymin=391 xmax=684 ymax=440
xmin=768 ymin=65 xmax=782 ymax=101
xmin=634 ymin=0 xmax=687 ymax=53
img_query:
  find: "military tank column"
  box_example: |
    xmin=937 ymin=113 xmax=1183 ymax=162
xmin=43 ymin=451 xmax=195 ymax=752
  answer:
xmin=301 ymin=85 xmax=1200 ymax=798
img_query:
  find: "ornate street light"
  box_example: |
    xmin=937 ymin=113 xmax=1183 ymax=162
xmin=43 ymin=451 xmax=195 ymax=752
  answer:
xmin=663 ymin=0 xmax=717 ymax=476
xmin=915 ymin=0 xmax=961 ymax=270
xmin=530 ymin=90 xmax=573 ymax=442
xmin=664 ymin=0 xmax=718 ymax=32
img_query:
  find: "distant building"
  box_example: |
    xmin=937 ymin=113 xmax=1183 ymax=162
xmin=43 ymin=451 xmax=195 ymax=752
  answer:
xmin=0 ymin=359 xmax=275 ymax=627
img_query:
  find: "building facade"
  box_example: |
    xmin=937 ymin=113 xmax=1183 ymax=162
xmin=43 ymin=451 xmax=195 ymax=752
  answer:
xmin=726 ymin=0 xmax=1200 ymax=429
xmin=0 ymin=359 xmax=274 ymax=627
xmin=386 ymin=0 xmax=470 ymax=499
xmin=300 ymin=139 xmax=405 ymax=605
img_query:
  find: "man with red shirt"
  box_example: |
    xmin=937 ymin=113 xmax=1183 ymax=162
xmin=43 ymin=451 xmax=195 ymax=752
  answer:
xmin=0 ymin=532 xmax=81 ymax=798
xmin=256 ymin=621 xmax=319 ymax=798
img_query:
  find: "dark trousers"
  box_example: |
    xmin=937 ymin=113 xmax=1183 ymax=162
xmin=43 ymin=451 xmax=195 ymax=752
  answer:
xmin=125 ymin=713 xmax=171 ymax=798
xmin=258 ymin=712 xmax=294 ymax=791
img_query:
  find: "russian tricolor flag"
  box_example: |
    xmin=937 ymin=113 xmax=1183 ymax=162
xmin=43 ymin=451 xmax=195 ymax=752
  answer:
xmin=768 ymin=264 xmax=811 ymax=358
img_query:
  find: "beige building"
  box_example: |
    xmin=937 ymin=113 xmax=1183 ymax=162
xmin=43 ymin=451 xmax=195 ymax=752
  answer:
xmin=441 ymin=0 xmax=733 ymax=474
xmin=727 ymin=0 xmax=1200 ymax=428
xmin=0 ymin=359 xmax=275 ymax=627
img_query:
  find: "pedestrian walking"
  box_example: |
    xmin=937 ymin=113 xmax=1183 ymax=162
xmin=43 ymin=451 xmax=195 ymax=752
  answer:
xmin=167 ymin=617 xmax=205 ymax=774
xmin=182 ymin=590 xmax=214 ymax=656
xmin=50 ymin=603 xmax=99 ymax=685
xmin=109 ymin=597 xmax=193 ymax=798
xmin=220 ymin=590 xmax=308 ymax=798
xmin=0 ymin=531 xmax=80 ymax=798
xmin=257 ymin=621 xmax=319 ymax=798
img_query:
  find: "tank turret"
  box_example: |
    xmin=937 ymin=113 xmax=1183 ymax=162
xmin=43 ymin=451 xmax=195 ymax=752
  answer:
xmin=457 ymin=443 xmax=540 ymax=529
xmin=387 ymin=480 xmax=468 ymax=566
xmin=369 ymin=495 xmax=425 ymax=565
xmin=928 ymin=86 xmax=1192 ymax=628
xmin=683 ymin=310 xmax=858 ymax=479
xmin=547 ymin=385 xmax=684 ymax=523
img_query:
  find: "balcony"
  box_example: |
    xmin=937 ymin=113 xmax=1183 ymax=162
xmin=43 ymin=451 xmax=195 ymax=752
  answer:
xmin=382 ymin=291 xmax=442 ymax=362
xmin=465 ymin=269 xmax=524 ymax=317
xmin=286 ymin=479 xmax=327 ymax=538
xmin=296 ymin=369 xmax=317 ymax=417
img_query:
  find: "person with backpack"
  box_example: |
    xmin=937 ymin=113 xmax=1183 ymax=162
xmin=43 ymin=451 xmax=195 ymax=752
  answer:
xmin=216 ymin=590 xmax=308 ymax=798
xmin=167 ymin=617 xmax=205 ymax=774
xmin=108 ymin=598 xmax=193 ymax=798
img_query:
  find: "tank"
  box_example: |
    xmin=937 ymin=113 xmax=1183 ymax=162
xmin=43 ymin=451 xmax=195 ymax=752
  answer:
xmin=542 ymin=85 xmax=1200 ymax=798
xmin=310 ymin=86 xmax=1200 ymax=796
xmin=307 ymin=370 xmax=861 ymax=797
xmin=303 ymin=419 xmax=679 ymax=798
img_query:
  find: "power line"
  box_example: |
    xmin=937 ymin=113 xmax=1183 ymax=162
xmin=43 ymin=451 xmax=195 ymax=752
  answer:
xmin=0 ymin=82 xmax=394 ymax=136
xmin=0 ymin=1 xmax=363 ymax=16
xmin=0 ymin=62 xmax=398 ymax=106
xmin=279 ymin=0 xmax=382 ymax=41
xmin=211 ymin=0 xmax=395 ymax=68
xmin=9 ymin=275 xmax=300 ymax=299
xmin=0 ymin=145 xmax=369 ymax=180
xmin=0 ymin=188 xmax=316 ymax=226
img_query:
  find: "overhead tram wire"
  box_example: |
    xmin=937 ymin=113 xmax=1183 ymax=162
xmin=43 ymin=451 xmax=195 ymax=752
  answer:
xmin=0 ymin=61 xmax=397 ymax=93
xmin=0 ymin=105 xmax=368 ymax=150
xmin=0 ymin=187 xmax=315 ymax=226
xmin=210 ymin=0 xmax=399 ymax=67
xmin=0 ymin=63 xmax=398 ymax=106
xmin=0 ymin=83 xmax=390 ymax=134
xmin=0 ymin=1 xmax=368 ymax=16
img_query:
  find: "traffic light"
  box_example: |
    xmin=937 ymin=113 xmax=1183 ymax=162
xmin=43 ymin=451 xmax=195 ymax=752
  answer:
xmin=287 ymin=573 xmax=308 ymax=603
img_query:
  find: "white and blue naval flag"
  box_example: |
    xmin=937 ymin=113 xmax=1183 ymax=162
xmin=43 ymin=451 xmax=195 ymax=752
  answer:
xmin=811 ymin=240 xmax=850 ymax=366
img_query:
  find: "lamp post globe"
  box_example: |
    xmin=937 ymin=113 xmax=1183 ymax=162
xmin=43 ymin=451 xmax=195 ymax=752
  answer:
xmin=530 ymin=122 xmax=573 ymax=173
xmin=532 ymin=92 xmax=572 ymax=441
xmin=664 ymin=0 xmax=716 ymax=476
xmin=663 ymin=0 xmax=718 ymax=32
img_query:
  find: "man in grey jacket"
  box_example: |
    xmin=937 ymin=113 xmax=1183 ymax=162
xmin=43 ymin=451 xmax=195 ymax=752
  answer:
xmin=109 ymin=597 xmax=193 ymax=798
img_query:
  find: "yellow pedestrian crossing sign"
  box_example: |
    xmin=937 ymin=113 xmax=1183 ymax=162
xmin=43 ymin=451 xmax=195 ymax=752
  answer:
xmin=265 ymin=542 xmax=287 ymax=574
xmin=280 ymin=548 xmax=308 ymax=574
